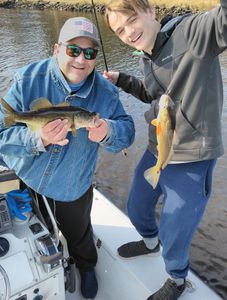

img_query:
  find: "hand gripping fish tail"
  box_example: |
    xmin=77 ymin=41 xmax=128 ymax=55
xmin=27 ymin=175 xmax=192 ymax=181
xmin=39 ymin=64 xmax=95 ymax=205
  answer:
xmin=144 ymin=94 xmax=174 ymax=189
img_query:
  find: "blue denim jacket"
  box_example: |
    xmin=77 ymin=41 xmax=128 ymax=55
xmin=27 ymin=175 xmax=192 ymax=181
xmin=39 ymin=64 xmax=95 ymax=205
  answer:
xmin=0 ymin=57 xmax=135 ymax=201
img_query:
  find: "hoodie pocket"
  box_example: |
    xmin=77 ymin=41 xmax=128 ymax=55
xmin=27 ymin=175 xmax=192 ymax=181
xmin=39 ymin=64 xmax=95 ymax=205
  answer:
xmin=173 ymin=108 xmax=201 ymax=149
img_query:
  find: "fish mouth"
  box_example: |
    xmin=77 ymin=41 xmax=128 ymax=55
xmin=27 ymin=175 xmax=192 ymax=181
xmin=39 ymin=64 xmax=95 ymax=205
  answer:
xmin=84 ymin=113 xmax=100 ymax=128
xmin=93 ymin=113 xmax=100 ymax=127
xmin=84 ymin=113 xmax=99 ymax=128
xmin=94 ymin=113 xmax=100 ymax=119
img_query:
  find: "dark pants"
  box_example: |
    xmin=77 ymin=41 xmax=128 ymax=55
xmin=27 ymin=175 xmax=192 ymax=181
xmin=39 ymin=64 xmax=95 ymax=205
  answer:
xmin=35 ymin=186 xmax=97 ymax=271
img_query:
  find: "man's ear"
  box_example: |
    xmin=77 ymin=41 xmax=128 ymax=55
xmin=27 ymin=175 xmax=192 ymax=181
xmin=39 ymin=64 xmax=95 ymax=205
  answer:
xmin=54 ymin=43 xmax=60 ymax=55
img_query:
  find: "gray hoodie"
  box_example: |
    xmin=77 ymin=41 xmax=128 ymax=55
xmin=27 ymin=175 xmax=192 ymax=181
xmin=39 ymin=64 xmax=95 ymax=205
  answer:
xmin=117 ymin=1 xmax=227 ymax=161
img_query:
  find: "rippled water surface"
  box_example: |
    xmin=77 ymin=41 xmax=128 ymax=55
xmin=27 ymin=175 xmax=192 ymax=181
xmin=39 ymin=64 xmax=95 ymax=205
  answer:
xmin=0 ymin=7 xmax=227 ymax=299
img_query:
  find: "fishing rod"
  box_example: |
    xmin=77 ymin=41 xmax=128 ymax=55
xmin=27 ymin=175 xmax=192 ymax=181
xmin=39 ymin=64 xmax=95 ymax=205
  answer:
xmin=91 ymin=1 xmax=127 ymax=156
xmin=91 ymin=0 xmax=109 ymax=71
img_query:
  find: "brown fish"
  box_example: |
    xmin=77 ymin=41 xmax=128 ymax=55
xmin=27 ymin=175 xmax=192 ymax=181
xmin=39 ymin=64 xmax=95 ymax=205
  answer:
xmin=144 ymin=94 xmax=174 ymax=188
xmin=1 ymin=97 xmax=99 ymax=136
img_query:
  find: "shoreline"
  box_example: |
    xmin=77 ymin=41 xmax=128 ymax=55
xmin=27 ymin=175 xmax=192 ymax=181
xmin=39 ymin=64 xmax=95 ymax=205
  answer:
xmin=0 ymin=0 xmax=202 ymax=15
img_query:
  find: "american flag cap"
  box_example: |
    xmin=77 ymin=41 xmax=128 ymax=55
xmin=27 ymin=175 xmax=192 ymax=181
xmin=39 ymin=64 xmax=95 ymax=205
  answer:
xmin=58 ymin=17 xmax=100 ymax=46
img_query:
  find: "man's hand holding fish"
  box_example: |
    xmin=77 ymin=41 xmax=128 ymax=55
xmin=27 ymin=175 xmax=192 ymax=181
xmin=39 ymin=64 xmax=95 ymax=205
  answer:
xmin=40 ymin=119 xmax=70 ymax=147
xmin=86 ymin=119 xmax=108 ymax=143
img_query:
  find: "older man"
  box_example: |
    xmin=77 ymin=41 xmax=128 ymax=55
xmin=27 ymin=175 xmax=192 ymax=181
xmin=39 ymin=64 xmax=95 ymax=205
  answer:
xmin=0 ymin=17 xmax=135 ymax=299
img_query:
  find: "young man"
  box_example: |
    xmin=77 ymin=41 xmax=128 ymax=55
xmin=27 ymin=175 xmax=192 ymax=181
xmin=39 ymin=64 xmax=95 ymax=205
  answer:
xmin=104 ymin=1 xmax=227 ymax=299
xmin=0 ymin=17 xmax=135 ymax=299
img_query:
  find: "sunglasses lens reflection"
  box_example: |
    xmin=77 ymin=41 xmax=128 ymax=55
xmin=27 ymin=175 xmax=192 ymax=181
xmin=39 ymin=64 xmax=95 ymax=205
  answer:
xmin=66 ymin=45 xmax=98 ymax=60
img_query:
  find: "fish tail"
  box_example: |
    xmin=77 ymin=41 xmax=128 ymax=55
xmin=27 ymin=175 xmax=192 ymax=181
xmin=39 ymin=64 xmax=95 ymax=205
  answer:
xmin=0 ymin=98 xmax=16 ymax=127
xmin=3 ymin=114 xmax=16 ymax=127
xmin=144 ymin=166 xmax=161 ymax=189
xmin=0 ymin=98 xmax=15 ymax=113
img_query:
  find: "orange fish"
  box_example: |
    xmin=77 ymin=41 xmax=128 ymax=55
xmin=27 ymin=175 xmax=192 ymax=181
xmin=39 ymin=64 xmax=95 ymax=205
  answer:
xmin=144 ymin=94 xmax=174 ymax=188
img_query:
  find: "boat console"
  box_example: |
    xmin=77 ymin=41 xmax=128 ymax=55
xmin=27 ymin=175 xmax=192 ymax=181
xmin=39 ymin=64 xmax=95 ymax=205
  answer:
xmin=0 ymin=170 xmax=66 ymax=300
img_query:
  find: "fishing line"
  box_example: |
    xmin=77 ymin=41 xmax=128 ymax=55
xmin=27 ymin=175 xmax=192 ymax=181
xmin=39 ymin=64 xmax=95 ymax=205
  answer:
xmin=91 ymin=1 xmax=127 ymax=156
xmin=91 ymin=0 xmax=108 ymax=71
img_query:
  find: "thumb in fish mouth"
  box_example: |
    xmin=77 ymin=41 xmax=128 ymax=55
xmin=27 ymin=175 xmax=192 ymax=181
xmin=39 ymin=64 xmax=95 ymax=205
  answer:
xmin=94 ymin=117 xmax=102 ymax=128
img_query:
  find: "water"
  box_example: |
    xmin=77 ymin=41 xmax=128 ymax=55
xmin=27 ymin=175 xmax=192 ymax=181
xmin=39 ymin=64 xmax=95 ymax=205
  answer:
xmin=0 ymin=7 xmax=227 ymax=299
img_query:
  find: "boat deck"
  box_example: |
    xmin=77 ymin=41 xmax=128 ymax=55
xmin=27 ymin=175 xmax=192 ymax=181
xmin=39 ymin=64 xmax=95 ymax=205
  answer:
xmin=66 ymin=188 xmax=222 ymax=300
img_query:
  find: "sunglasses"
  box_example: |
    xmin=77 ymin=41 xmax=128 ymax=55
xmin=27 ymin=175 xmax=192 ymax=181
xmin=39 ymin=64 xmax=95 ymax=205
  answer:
xmin=60 ymin=43 xmax=98 ymax=60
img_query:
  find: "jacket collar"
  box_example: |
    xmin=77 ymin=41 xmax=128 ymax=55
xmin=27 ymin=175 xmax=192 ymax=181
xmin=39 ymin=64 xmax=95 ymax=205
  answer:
xmin=143 ymin=14 xmax=191 ymax=60
xmin=75 ymin=70 xmax=95 ymax=99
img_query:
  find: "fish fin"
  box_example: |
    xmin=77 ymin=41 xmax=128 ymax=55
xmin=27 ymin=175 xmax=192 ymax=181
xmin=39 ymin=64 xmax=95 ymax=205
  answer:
xmin=56 ymin=102 xmax=70 ymax=107
xmin=151 ymin=118 xmax=157 ymax=126
xmin=144 ymin=166 xmax=160 ymax=189
xmin=162 ymin=146 xmax=174 ymax=169
xmin=30 ymin=98 xmax=53 ymax=111
xmin=27 ymin=124 xmax=39 ymax=132
xmin=71 ymin=124 xmax=77 ymax=136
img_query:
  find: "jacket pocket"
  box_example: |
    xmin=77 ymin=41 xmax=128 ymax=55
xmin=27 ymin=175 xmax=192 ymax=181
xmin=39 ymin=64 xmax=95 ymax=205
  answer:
xmin=173 ymin=108 xmax=201 ymax=149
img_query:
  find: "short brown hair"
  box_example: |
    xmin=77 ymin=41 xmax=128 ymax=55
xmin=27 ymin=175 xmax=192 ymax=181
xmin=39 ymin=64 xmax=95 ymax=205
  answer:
xmin=105 ymin=0 xmax=151 ymax=30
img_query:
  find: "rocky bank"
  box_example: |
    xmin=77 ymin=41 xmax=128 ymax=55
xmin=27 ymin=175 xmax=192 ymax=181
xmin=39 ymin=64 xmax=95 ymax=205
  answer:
xmin=0 ymin=0 xmax=199 ymax=15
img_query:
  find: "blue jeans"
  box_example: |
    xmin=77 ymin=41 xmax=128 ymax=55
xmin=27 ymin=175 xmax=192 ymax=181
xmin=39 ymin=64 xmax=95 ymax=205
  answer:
xmin=127 ymin=148 xmax=216 ymax=279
